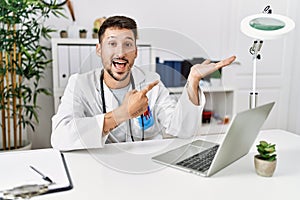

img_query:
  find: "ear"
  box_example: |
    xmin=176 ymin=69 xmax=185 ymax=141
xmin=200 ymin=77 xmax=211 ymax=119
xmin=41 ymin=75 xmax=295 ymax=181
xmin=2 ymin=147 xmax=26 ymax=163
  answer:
xmin=96 ymin=43 xmax=102 ymax=57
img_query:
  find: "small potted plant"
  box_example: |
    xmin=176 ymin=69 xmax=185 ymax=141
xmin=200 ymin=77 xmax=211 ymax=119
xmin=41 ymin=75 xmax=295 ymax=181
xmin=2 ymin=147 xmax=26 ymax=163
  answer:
xmin=92 ymin=28 xmax=98 ymax=39
xmin=254 ymin=140 xmax=277 ymax=177
xmin=92 ymin=17 xmax=106 ymax=39
xmin=60 ymin=30 xmax=68 ymax=38
xmin=79 ymin=29 xmax=87 ymax=38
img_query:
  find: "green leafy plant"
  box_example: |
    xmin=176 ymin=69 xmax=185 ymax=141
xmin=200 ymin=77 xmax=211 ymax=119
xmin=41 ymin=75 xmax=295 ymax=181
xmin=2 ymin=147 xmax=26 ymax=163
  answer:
xmin=93 ymin=28 xmax=98 ymax=34
xmin=256 ymin=140 xmax=277 ymax=161
xmin=79 ymin=29 xmax=87 ymax=33
xmin=0 ymin=0 xmax=64 ymax=150
xmin=60 ymin=30 xmax=68 ymax=38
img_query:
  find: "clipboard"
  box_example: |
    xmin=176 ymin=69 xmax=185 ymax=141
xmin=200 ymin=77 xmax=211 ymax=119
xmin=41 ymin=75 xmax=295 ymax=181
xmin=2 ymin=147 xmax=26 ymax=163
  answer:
xmin=0 ymin=148 xmax=73 ymax=196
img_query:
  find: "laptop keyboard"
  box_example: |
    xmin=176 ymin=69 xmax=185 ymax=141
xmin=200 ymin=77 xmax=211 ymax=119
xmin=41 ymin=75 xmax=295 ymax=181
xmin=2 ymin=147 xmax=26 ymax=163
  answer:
xmin=176 ymin=145 xmax=219 ymax=172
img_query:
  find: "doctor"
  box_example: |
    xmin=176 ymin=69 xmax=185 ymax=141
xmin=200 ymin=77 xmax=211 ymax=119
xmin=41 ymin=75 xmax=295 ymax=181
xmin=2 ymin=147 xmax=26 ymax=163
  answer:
xmin=51 ymin=15 xmax=236 ymax=151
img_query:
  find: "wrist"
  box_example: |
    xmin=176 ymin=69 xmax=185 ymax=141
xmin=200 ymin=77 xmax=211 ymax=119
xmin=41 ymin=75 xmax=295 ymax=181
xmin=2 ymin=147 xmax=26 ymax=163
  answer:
xmin=113 ymin=105 xmax=130 ymax=124
xmin=187 ymin=77 xmax=200 ymax=90
xmin=103 ymin=106 xmax=129 ymax=135
xmin=186 ymin=77 xmax=200 ymax=105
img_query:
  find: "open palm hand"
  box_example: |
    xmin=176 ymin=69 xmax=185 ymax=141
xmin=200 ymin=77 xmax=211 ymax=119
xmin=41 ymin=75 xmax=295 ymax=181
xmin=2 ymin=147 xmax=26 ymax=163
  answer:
xmin=189 ymin=56 xmax=236 ymax=81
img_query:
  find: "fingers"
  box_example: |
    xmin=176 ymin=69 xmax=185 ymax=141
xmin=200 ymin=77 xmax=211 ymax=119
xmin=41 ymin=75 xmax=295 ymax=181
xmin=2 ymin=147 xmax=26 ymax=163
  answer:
xmin=126 ymin=89 xmax=137 ymax=96
xmin=140 ymin=80 xmax=159 ymax=95
xmin=215 ymin=55 xmax=236 ymax=69
xmin=131 ymin=89 xmax=138 ymax=94
xmin=201 ymin=59 xmax=211 ymax=65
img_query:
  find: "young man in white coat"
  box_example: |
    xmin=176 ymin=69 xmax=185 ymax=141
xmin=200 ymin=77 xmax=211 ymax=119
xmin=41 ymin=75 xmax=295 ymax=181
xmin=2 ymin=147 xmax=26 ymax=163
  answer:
xmin=51 ymin=15 xmax=236 ymax=151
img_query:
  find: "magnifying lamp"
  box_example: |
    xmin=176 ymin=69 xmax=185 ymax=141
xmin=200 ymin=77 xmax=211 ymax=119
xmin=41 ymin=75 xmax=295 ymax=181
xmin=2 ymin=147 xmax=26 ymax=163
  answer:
xmin=240 ymin=6 xmax=295 ymax=109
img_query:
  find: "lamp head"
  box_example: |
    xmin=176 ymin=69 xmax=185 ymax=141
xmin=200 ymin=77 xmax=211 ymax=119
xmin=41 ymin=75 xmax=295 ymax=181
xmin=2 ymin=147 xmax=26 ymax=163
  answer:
xmin=241 ymin=13 xmax=295 ymax=40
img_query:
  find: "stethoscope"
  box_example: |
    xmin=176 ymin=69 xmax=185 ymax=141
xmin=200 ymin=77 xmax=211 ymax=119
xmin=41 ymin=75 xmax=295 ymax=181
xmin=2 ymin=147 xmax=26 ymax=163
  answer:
xmin=100 ymin=69 xmax=144 ymax=142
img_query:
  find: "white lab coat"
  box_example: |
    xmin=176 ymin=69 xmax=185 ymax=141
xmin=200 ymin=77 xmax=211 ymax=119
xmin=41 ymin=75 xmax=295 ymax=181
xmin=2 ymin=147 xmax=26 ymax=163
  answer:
xmin=51 ymin=66 xmax=205 ymax=151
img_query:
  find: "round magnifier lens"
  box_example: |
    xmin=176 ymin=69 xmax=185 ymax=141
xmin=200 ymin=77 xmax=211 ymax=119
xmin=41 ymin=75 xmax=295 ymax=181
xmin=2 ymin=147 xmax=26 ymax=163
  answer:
xmin=249 ymin=17 xmax=285 ymax=31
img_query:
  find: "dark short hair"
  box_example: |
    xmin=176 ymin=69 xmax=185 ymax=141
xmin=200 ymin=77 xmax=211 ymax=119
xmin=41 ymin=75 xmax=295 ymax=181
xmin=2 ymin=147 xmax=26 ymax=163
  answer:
xmin=98 ymin=16 xmax=138 ymax=43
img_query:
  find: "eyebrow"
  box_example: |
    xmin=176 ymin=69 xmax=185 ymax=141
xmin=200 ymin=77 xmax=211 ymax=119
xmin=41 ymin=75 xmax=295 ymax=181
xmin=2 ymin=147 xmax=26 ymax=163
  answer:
xmin=107 ymin=36 xmax=134 ymax=41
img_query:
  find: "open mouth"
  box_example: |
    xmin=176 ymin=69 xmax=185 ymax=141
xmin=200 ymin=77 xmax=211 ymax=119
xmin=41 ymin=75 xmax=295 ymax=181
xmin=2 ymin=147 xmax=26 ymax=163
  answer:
xmin=112 ymin=59 xmax=128 ymax=70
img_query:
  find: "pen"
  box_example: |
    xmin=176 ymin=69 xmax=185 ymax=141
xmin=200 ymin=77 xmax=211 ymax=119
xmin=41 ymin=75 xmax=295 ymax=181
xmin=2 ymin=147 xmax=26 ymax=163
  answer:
xmin=30 ymin=165 xmax=53 ymax=184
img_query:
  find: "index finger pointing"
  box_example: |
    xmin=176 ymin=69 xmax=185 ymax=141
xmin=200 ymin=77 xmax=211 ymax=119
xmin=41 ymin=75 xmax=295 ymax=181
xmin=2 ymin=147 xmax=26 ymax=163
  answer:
xmin=141 ymin=80 xmax=159 ymax=95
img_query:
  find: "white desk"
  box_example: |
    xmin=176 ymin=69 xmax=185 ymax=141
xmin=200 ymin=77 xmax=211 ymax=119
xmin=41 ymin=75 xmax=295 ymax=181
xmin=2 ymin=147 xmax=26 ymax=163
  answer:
xmin=37 ymin=129 xmax=300 ymax=200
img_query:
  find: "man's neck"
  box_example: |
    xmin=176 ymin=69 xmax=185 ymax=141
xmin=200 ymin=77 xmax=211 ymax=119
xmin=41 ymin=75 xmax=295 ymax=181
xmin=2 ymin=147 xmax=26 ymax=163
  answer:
xmin=103 ymin=70 xmax=131 ymax=89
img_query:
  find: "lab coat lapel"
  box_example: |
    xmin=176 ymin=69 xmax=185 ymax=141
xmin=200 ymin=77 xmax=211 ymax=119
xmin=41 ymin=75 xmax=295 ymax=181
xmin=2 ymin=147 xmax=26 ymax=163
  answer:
xmin=131 ymin=66 xmax=146 ymax=90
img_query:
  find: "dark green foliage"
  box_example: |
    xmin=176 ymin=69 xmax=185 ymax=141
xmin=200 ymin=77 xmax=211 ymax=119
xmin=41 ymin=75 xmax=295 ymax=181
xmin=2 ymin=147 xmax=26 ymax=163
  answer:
xmin=256 ymin=140 xmax=277 ymax=161
xmin=0 ymin=0 xmax=64 ymax=133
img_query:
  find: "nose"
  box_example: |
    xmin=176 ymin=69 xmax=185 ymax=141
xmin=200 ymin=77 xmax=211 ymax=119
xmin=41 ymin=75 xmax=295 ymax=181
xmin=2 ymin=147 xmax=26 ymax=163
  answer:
xmin=115 ymin=45 xmax=126 ymax=58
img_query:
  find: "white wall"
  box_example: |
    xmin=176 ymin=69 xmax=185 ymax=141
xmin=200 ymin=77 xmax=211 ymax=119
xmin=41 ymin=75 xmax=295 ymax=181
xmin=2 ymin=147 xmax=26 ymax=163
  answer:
xmin=32 ymin=0 xmax=300 ymax=148
xmin=286 ymin=0 xmax=300 ymax=135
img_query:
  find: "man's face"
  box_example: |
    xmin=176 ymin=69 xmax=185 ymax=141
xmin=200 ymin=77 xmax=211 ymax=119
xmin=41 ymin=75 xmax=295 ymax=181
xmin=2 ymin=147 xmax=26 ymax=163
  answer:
xmin=97 ymin=27 xmax=137 ymax=81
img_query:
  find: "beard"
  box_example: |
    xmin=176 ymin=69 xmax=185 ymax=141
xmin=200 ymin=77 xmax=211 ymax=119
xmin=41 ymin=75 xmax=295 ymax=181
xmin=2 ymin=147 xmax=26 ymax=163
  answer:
xmin=106 ymin=57 xmax=132 ymax=81
xmin=107 ymin=68 xmax=130 ymax=82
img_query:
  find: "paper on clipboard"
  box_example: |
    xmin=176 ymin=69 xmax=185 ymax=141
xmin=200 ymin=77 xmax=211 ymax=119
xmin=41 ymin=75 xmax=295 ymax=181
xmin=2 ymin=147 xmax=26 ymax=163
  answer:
xmin=0 ymin=148 xmax=72 ymax=194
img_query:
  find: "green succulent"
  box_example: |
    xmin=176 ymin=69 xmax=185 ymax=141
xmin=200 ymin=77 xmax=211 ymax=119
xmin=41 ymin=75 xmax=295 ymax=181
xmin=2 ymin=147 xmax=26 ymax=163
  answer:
xmin=79 ymin=29 xmax=87 ymax=33
xmin=256 ymin=140 xmax=277 ymax=161
xmin=93 ymin=28 xmax=99 ymax=34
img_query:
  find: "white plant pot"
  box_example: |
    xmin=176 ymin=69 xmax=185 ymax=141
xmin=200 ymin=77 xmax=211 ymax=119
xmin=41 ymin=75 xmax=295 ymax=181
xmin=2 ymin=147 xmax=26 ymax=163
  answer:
xmin=254 ymin=155 xmax=277 ymax=177
xmin=0 ymin=140 xmax=32 ymax=151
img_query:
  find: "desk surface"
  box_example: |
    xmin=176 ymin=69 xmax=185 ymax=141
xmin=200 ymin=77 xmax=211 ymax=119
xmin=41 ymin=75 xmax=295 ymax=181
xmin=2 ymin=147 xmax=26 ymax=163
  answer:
xmin=37 ymin=129 xmax=300 ymax=200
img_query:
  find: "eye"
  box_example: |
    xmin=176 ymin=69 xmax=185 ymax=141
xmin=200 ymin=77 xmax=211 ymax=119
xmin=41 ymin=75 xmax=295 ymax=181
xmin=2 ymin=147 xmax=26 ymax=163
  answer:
xmin=124 ymin=41 xmax=134 ymax=48
xmin=108 ymin=41 xmax=117 ymax=47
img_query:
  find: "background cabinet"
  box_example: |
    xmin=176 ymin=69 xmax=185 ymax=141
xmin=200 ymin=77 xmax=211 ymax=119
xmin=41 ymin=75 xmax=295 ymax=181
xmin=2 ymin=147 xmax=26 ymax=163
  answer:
xmin=169 ymin=86 xmax=234 ymax=135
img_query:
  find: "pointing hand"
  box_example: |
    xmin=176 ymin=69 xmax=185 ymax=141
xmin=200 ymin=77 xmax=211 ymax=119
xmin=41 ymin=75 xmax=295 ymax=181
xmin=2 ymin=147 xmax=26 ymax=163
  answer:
xmin=122 ymin=80 xmax=159 ymax=119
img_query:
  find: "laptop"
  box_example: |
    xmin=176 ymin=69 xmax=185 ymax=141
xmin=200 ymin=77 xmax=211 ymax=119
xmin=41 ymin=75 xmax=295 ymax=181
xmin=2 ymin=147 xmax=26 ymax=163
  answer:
xmin=152 ymin=102 xmax=275 ymax=177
